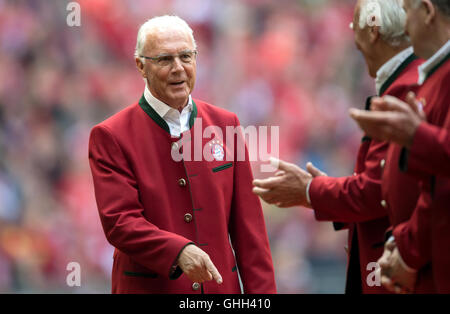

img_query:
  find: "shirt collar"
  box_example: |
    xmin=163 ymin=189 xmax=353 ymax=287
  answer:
xmin=418 ymin=40 xmax=450 ymax=85
xmin=375 ymin=46 xmax=414 ymax=95
xmin=144 ymin=83 xmax=193 ymax=118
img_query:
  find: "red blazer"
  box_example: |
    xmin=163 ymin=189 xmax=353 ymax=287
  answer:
xmin=381 ymin=135 xmax=434 ymax=293
xmin=89 ymin=95 xmax=276 ymax=294
xmin=310 ymin=55 xmax=422 ymax=294
xmin=394 ymin=54 xmax=450 ymax=293
xmin=402 ymin=121 xmax=450 ymax=177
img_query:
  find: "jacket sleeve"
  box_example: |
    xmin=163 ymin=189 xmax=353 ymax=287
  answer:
xmin=399 ymin=122 xmax=450 ymax=178
xmin=392 ymin=192 xmax=432 ymax=269
xmin=310 ymin=140 xmax=388 ymax=223
xmin=89 ymin=125 xmax=193 ymax=279
xmin=227 ymin=115 xmax=277 ymax=294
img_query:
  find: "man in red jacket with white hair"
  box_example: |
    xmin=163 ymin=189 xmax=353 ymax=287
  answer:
xmin=350 ymin=0 xmax=450 ymax=293
xmin=89 ymin=15 xmax=276 ymax=294
xmin=253 ymin=0 xmax=422 ymax=294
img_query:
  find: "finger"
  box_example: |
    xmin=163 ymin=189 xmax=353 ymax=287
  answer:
xmin=378 ymin=251 xmax=391 ymax=269
xmin=253 ymin=188 xmax=285 ymax=205
xmin=205 ymin=258 xmax=223 ymax=284
xmin=252 ymin=186 xmax=271 ymax=196
xmin=349 ymin=109 xmax=390 ymax=137
xmin=252 ymin=176 xmax=283 ymax=189
xmin=405 ymin=91 xmax=422 ymax=115
xmin=385 ymin=240 xmax=396 ymax=251
xmin=350 ymin=108 xmax=400 ymax=128
xmin=406 ymin=92 xmax=426 ymax=122
xmin=370 ymin=97 xmax=385 ymax=111
xmin=269 ymin=157 xmax=280 ymax=170
xmin=252 ymin=188 xmax=279 ymax=204
xmin=306 ymin=162 xmax=326 ymax=177
xmin=381 ymin=275 xmax=396 ymax=292
xmin=381 ymin=95 xmax=411 ymax=113
xmin=406 ymin=92 xmax=427 ymax=121
xmin=262 ymin=193 xmax=285 ymax=205
xmin=205 ymin=270 xmax=213 ymax=281
xmin=394 ymin=284 xmax=404 ymax=294
xmin=275 ymin=171 xmax=285 ymax=177
xmin=371 ymin=101 xmax=397 ymax=113
xmin=349 ymin=108 xmax=386 ymax=123
xmin=187 ymin=270 xmax=205 ymax=283
xmin=374 ymin=267 xmax=381 ymax=283
xmin=380 ymin=262 xmax=393 ymax=278
xmin=371 ymin=97 xmax=394 ymax=112
xmin=270 ymin=157 xmax=294 ymax=172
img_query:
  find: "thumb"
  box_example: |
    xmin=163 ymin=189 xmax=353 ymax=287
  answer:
xmin=306 ymin=162 xmax=327 ymax=177
xmin=406 ymin=91 xmax=426 ymax=120
xmin=385 ymin=239 xmax=396 ymax=251
xmin=405 ymin=91 xmax=420 ymax=114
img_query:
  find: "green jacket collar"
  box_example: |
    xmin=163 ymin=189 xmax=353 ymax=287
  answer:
xmin=423 ymin=52 xmax=450 ymax=84
xmin=379 ymin=53 xmax=418 ymax=96
xmin=138 ymin=94 xmax=198 ymax=135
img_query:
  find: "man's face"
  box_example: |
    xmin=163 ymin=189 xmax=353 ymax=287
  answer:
xmin=403 ymin=0 xmax=427 ymax=58
xmin=353 ymin=0 xmax=376 ymax=77
xmin=138 ymin=29 xmax=196 ymax=109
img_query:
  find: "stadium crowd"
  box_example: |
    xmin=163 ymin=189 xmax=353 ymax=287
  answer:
xmin=0 ymin=0 xmax=372 ymax=293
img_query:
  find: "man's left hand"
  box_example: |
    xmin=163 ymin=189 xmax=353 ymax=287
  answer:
xmin=252 ymin=158 xmax=312 ymax=208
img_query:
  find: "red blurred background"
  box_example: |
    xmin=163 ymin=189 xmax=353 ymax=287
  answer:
xmin=0 ymin=0 xmax=376 ymax=293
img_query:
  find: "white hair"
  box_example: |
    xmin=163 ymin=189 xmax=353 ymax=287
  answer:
xmin=134 ymin=15 xmax=197 ymax=61
xmin=359 ymin=0 xmax=409 ymax=47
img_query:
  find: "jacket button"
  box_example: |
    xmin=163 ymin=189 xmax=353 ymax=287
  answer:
xmin=380 ymin=159 xmax=386 ymax=169
xmin=192 ymin=282 xmax=200 ymax=291
xmin=184 ymin=213 xmax=193 ymax=223
xmin=178 ymin=178 xmax=187 ymax=187
xmin=381 ymin=200 xmax=387 ymax=208
xmin=172 ymin=142 xmax=179 ymax=151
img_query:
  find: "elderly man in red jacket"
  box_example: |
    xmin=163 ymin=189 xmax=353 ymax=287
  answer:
xmin=253 ymin=0 xmax=421 ymax=294
xmin=350 ymin=0 xmax=450 ymax=293
xmin=89 ymin=15 xmax=276 ymax=294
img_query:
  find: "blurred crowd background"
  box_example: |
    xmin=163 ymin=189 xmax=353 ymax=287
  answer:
xmin=0 ymin=0 xmax=377 ymax=293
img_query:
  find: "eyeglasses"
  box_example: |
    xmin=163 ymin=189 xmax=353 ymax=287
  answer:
xmin=140 ymin=50 xmax=198 ymax=67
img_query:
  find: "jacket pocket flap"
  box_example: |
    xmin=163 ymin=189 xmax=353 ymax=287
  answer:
xmin=212 ymin=163 xmax=233 ymax=173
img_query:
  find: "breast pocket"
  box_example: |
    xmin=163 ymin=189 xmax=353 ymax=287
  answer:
xmin=212 ymin=162 xmax=233 ymax=173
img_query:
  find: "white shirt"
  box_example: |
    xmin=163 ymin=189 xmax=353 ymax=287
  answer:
xmin=375 ymin=46 xmax=415 ymax=95
xmin=418 ymin=39 xmax=450 ymax=85
xmin=144 ymin=84 xmax=193 ymax=137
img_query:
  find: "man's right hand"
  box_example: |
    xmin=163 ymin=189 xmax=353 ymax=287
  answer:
xmin=377 ymin=239 xmax=417 ymax=294
xmin=178 ymin=244 xmax=223 ymax=284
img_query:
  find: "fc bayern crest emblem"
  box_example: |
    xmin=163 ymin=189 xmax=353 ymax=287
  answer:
xmin=210 ymin=140 xmax=225 ymax=161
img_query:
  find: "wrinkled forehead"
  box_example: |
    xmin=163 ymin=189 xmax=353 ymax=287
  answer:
xmin=144 ymin=28 xmax=195 ymax=55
